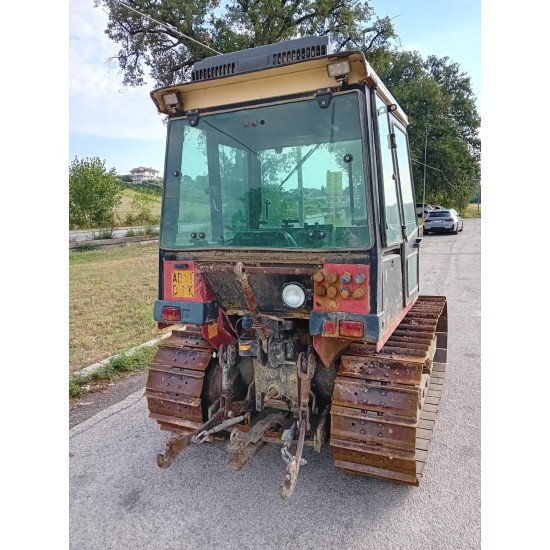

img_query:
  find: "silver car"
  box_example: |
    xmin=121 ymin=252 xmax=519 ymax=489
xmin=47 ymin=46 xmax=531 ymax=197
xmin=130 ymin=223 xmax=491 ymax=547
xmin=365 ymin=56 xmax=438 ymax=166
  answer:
xmin=423 ymin=208 xmax=464 ymax=234
xmin=416 ymin=203 xmax=433 ymax=217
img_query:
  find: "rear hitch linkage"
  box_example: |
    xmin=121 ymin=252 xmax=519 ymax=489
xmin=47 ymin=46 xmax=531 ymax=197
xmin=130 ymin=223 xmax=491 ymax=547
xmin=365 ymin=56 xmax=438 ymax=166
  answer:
xmin=280 ymin=352 xmax=317 ymax=500
xmin=155 ymin=335 xmax=321 ymax=500
xmin=193 ymin=413 xmax=250 ymax=444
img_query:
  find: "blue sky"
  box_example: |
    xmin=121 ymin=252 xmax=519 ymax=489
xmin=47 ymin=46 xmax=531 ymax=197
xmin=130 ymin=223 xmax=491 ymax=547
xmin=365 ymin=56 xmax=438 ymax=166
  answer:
xmin=69 ymin=0 xmax=481 ymax=177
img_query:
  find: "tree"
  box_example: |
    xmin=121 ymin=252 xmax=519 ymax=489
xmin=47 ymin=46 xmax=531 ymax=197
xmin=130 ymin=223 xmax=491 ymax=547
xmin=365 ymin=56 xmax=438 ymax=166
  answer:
xmin=128 ymin=188 xmax=160 ymax=224
xmin=368 ymin=48 xmax=480 ymax=210
xmin=69 ymin=156 xmax=122 ymax=229
xmin=95 ymin=1 xmax=480 ymax=211
xmin=95 ymin=0 xmax=396 ymax=88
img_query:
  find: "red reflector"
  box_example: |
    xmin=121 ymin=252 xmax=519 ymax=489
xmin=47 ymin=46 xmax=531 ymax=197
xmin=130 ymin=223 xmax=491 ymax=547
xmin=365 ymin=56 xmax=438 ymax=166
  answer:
xmin=324 ymin=321 xmax=336 ymax=334
xmin=339 ymin=320 xmax=364 ymax=338
xmin=162 ymin=307 xmax=180 ymax=321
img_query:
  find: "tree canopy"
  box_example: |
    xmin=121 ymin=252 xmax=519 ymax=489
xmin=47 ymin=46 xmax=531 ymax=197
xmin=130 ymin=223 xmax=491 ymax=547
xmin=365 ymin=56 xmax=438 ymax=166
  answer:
xmin=367 ymin=48 xmax=481 ymax=210
xmin=96 ymin=0 xmax=396 ymax=87
xmin=69 ymin=156 xmax=122 ymax=229
xmin=95 ymin=0 xmax=480 ymax=211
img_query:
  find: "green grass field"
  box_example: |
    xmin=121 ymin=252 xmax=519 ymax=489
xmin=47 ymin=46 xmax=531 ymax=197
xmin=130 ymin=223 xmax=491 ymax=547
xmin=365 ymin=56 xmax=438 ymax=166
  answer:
xmin=69 ymin=242 xmax=169 ymax=372
xmin=462 ymin=203 xmax=481 ymax=218
xmin=113 ymin=188 xmax=162 ymax=226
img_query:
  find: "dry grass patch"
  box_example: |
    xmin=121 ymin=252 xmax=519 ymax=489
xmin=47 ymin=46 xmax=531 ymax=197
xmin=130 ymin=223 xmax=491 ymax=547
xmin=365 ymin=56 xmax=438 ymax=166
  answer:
xmin=69 ymin=242 xmax=169 ymax=372
xmin=462 ymin=203 xmax=481 ymax=218
xmin=116 ymin=188 xmax=162 ymax=224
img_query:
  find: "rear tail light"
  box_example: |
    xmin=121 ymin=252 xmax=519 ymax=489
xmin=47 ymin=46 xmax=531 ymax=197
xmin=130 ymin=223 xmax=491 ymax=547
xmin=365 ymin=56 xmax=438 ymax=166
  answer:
xmin=162 ymin=306 xmax=180 ymax=321
xmin=445 ymin=218 xmax=453 ymax=221
xmin=323 ymin=321 xmax=336 ymax=334
xmin=339 ymin=320 xmax=364 ymax=338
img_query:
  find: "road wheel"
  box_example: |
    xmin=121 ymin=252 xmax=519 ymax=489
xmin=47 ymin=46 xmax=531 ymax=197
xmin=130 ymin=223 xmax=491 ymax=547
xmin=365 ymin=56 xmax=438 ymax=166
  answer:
xmin=452 ymin=224 xmax=458 ymax=235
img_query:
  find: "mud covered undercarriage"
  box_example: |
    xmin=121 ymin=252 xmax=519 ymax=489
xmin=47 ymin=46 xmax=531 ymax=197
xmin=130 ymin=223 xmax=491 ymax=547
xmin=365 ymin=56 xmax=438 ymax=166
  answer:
xmin=145 ymin=296 xmax=447 ymax=499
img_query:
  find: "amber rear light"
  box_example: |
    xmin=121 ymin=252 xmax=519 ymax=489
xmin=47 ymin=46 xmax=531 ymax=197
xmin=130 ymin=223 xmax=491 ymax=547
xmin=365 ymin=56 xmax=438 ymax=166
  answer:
xmin=339 ymin=320 xmax=364 ymax=338
xmin=162 ymin=307 xmax=180 ymax=321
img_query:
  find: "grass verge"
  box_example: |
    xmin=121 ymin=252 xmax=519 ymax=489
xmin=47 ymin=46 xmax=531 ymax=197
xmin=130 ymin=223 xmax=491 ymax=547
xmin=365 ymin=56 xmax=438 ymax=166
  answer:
xmin=124 ymin=226 xmax=160 ymax=237
xmin=462 ymin=203 xmax=481 ymax=218
xmin=69 ymin=242 xmax=169 ymax=371
xmin=69 ymin=344 xmax=158 ymax=399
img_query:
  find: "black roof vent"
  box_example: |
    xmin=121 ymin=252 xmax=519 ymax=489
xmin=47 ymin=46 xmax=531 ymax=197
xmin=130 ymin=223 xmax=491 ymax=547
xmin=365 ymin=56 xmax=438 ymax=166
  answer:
xmin=191 ymin=36 xmax=332 ymax=82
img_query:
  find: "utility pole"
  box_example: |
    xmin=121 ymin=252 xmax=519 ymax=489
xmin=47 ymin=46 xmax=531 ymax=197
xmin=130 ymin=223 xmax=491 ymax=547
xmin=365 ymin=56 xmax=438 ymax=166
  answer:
xmin=422 ymin=123 xmax=428 ymax=216
xmin=296 ymin=146 xmax=304 ymax=225
xmin=478 ymin=182 xmax=481 ymax=214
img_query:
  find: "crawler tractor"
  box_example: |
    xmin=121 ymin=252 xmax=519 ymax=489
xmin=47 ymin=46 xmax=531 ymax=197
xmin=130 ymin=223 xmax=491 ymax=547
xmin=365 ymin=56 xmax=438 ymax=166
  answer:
xmin=146 ymin=37 xmax=447 ymax=499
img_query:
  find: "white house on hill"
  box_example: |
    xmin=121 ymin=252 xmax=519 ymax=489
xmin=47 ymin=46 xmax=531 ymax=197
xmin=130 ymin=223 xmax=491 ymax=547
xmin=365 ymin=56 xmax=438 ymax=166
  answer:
xmin=130 ymin=166 xmax=161 ymax=183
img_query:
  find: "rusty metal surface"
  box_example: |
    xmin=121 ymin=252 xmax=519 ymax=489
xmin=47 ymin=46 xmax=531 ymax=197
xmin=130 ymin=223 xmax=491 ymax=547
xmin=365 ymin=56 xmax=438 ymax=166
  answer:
xmin=150 ymin=346 xmax=213 ymax=373
xmin=227 ymin=441 xmax=264 ymax=471
xmin=332 ymin=378 xmax=420 ymax=417
xmin=198 ymin=263 xmax=317 ymax=275
xmin=228 ymin=413 xmax=286 ymax=453
xmin=162 ymin=326 xmax=214 ymax=349
xmin=233 ymin=262 xmax=269 ymax=343
xmin=331 ymin=408 xmax=417 ymax=451
xmin=145 ymin=332 xmax=215 ymax=434
xmin=147 ymin=368 xmax=206 ymax=398
xmin=338 ymin=355 xmax=424 ymax=385
xmin=156 ymin=433 xmax=192 ymax=469
xmin=147 ymin=297 xmax=447 ymax=487
xmin=314 ymin=404 xmax=330 ymax=453
xmin=173 ymin=248 xmax=367 ymax=265
xmin=329 ymin=295 xmax=447 ymax=485
xmin=313 ymin=336 xmax=351 ymax=369
xmin=253 ymin=355 xmax=299 ymax=413
xmin=280 ymin=353 xmax=317 ymax=499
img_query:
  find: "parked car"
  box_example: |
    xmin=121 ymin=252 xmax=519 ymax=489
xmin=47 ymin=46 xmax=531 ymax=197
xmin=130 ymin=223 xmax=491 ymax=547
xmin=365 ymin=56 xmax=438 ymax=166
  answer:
xmin=423 ymin=208 xmax=464 ymax=234
xmin=416 ymin=203 xmax=434 ymax=217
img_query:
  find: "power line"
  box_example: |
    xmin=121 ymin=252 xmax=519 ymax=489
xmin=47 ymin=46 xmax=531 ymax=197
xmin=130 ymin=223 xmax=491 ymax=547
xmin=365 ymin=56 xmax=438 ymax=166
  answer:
xmin=109 ymin=0 xmax=222 ymax=55
xmin=411 ymin=158 xmax=452 ymax=186
xmin=412 ymin=158 xmax=443 ymax=174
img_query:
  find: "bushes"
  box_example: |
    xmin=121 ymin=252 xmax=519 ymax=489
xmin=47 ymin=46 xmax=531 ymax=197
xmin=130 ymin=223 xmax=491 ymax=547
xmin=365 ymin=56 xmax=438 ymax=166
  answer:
xmin=69 ymin=156 xmax=122 ymax=229
xmin=123 ymin=188 xmax=161 ymax=226
xmin=124 ymin=227 xmax=160 ymax=237
xmin=69 ymin=161 xmax=164 ymax=230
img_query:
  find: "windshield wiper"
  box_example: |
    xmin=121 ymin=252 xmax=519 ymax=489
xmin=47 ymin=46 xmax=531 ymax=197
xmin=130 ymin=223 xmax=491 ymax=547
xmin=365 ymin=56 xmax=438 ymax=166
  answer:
xmin=278 ymin=144 xmax=321 ymax=188
xmin=201 ymin=118 xmax=259 ymax=157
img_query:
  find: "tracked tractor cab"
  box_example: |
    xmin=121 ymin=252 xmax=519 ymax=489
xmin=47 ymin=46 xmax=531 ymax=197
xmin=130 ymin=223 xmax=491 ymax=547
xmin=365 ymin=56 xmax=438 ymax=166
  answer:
xmin=146 ymin=37 xmax=447 ymax=498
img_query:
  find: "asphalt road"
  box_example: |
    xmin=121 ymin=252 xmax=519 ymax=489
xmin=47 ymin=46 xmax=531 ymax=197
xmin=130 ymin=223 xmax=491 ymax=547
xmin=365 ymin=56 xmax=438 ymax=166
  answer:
xmin=69 ymin=218 xmax=481 ymax=550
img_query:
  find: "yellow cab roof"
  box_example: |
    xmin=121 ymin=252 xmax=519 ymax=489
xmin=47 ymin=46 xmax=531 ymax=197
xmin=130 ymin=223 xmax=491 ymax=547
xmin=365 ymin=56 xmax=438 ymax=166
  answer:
xmin=150 ymin=50 xmax=408 ymax=125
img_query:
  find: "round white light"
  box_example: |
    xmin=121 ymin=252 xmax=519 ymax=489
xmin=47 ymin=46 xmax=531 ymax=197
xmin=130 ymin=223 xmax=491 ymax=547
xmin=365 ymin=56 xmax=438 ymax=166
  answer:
xmin=282 ymin=283 xmax=306 ymax=308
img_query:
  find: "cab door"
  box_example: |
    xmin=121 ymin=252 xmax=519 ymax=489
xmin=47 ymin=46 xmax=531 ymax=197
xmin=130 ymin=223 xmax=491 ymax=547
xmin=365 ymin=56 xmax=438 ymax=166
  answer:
xmin=390 ymin=116 xmax=420 ymax=304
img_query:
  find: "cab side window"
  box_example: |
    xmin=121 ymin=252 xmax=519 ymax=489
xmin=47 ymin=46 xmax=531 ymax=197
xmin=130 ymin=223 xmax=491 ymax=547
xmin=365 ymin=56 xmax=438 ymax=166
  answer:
xmin=375 ymin=96 xmax=401 ymax=245
xmin=393 ymin=125 xmax=417 ymax=238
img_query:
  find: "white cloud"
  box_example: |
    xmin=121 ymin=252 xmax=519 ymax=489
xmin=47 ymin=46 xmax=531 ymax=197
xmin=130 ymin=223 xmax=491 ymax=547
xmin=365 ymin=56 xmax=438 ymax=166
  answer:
xmin=69 ymin=0 xmax=165 ymax=141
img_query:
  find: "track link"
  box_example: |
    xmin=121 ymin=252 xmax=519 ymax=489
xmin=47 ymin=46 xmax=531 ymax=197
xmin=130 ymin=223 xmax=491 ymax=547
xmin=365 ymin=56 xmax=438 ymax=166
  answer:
xmin=145 ymin=327 xmax=215 ymax=434
xmin=330 ymin=296 xmax=448 ymax=485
